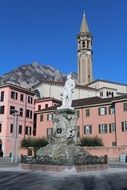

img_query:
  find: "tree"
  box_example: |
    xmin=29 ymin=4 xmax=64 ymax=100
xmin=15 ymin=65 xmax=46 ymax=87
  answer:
xmin=80 ymin=136 xmax=103 ymax=147
xmin=21 ymin=138 xmax=48 ymax=156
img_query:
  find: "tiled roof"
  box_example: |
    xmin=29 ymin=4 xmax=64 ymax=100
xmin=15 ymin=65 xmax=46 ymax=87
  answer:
xmin=86 ymin=79 xmax=127 ymax=87
xmin=35 ymin=95 xmax=127 ymax=113
xmin=0 ymin=83 xmax=35 ymax=95
xmin=34 ymin=97 xmax=61 ymax=103
xmin=32 ymin=79 xmax=98 ymax=91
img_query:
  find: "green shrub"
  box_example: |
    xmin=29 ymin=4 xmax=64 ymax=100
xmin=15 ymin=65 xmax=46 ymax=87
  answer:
xmin=80 ymin=136 xmax=103 ymax=146
xmin=21 ymin=138 xmax=48 ymax=156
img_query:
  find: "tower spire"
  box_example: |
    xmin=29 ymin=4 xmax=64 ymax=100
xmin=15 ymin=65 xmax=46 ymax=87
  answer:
xmin=80 ymin=12 xmax=89 ymax=33
xmin=77 ymin=13 xmax=93 ymax=85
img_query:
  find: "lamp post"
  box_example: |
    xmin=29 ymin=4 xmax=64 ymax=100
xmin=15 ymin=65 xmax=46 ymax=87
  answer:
xmin=11 ymin=110 xmax=19 ymax=163
xmin=110 ymin=102 xmax=117 ymax=146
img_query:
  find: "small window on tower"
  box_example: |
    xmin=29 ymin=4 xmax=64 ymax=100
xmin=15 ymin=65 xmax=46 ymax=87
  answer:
xmin=82 ymin=41 xmax=85 ymax=48
xmin=87 ymin=41 xmax=89 ymax=48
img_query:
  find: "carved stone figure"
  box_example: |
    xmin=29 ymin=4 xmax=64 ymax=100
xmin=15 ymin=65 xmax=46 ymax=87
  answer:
xmin=59 ymin=74 xmax=75 ymax=109
xmin=50 ymin=109 xmax=80 ymax=145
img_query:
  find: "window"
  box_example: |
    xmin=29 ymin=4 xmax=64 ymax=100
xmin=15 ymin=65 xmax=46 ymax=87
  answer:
xmin=100 ymin=91 xmax=103 ymax=97
xmin=38 ymin=105 xmax=41 ymax=111
xmin=20 ymin=108 xmax=23 ymax=117
xmin=0 ymin=106 xmax=5 ymax=114
xmin=34 ymin=90 xmax=40 ymax=98
xmin=0 ymin=123 xmax=2 ymax=132
xmin=45 ymin=104 xmax=48 ymax=108
xmin=87 ymin=40 xmax=89 ymax=48
xmin=47 ymin=128 xmax=53 ymax=137
xmin=20 ymin=94 xmax=24 ymax=101
xmin=0 ymin=91 xmax=4 ymax=102
xmin=10 ymin=106 xmax=15 ymax=114
xmin=28 ymin=96 xmax=33 ymax=104
xmin=122 ymin=121 xmax=127 ymax=132
xmin=109 ymin=123 xmax=116 ymax=133
xmin=112 ymin=142 xmax=116 ymax=146
xmin=99 ymin=124 xmax=107 ymax=133
xmin=19 ymin=125 xmax=22 ymax=134
xmin=11 ymin=91 xmax=18 ymax=100
xmin=47 ymin=114 xmax=53 ymax=121
xmin=123 ymin=103 xmax=127 ymax=112
xmin=82 ymin=40 xmax=85 ymax=48
xmin=10 ymin=124 xmax=13 ymax=133
xmin=40 ymin=114 xmax=43 ymax=122
xmin=25 ymin=126 xmax=32 ymax=135
xmin=106 ymin=91 xmax=114 ymax=97
xmin=109 ymin=106 xmax=115 ymax=115
xmin=86 ymin=109 xmax=90 ymax=117
xmin=26 ymin=110 xmax=32 ymax=119
xmin=84 ymin=125 xmax=92 ymax=134
xmin=98 ymin=107 xmax=107 ymax=116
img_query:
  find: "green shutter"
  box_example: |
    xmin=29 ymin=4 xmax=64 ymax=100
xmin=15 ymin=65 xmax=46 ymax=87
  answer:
xmin=109 ymin=124 xmax=111 ymax=133
xmin=99 ymin=125 xmax=101 ymax=133
xmin=84 ymin=126 xmax=86 ymax=134
xmin=90 ymin=125 xmax=92 ymax=134
xmin=122 ymin=122 xmax=124 ymax=131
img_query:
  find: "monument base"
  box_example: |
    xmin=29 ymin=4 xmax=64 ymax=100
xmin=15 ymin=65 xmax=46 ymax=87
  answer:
xmin=20 ymin=163 xmax=109 ymax=173
xmin=20 ymin=107 xmax=108 ymax=171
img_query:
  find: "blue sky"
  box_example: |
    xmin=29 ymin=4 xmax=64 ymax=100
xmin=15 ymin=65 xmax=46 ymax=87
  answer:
xmin=0 ymin=0 xmax=127 ymax=84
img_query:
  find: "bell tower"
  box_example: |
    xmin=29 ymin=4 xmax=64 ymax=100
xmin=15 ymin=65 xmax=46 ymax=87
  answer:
xmin=77 ymin=13 xmax=93 ymax=85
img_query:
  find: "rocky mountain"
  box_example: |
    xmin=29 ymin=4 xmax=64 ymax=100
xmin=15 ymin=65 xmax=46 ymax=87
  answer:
xmin=0 ymin=62 xmax=76 ymax=89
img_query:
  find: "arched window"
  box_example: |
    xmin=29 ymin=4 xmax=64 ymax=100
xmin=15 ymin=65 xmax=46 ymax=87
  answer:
xmin=82 ymin=40 xmax=85 ymax=48
xmin=87 ymin=41 xmax=89 ymax=48
xmin=34 ymin=90 xmax=41 ymax=98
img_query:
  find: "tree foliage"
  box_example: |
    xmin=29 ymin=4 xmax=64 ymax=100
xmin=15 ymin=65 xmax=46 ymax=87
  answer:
xmin=21 ymin=138 xmax=48 ymax=156
xmin=80 ymin=136 xmax=103 ymax=147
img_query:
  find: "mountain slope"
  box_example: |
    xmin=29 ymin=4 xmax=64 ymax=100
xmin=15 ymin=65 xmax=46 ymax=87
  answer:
xmin=0 ymin=62 xmax=67 ymax=88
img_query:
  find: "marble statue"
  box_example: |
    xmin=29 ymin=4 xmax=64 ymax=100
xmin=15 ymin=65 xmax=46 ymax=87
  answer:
xmin=60 ymin=74 xmax=75 ymax=109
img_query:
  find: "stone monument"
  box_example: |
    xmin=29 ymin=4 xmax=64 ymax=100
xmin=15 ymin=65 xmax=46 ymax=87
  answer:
xmin=21 ymin=74 xmax=108 ymax=171
xmin=36 ymin=74 xmax=106 ymax=166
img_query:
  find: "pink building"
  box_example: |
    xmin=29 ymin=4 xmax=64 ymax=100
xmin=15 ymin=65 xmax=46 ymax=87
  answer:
xmin=0 ymin=84 xmax=35 ymax=156
xmin=35 ymin=97 xmax=60 ymax=138
xmin=35 ymin=96 xmax=127 ymax=147
xmin=1 ymin=82 xmax=127 ymax=160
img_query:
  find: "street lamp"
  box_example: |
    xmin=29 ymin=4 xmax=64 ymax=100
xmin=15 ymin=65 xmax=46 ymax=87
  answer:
xmin=11 ymin=110 xmax=19 ymax=163
xmin=110 ymin=102 xmax=117 ymax=146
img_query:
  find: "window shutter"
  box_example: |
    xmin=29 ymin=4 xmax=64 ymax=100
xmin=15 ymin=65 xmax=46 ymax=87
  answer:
xmin=105 ymin=124 xmax=107 ymax=133
xmin=109 ymin=124 xmax=111 ymax=133
xmin=98 ymin=108 xmax=100 ymax=115
xmin=105 ymin=108 xmax=107 ymax=115
xmin=84 ymin=126 xmax=86 ymax=134
xmin=99 ymin=125 xmax=101 ymax=133
xmin=90 ymin=125 xmax=92 ymax=134
xmin=122 ymin=122 xmax=124 ymax=131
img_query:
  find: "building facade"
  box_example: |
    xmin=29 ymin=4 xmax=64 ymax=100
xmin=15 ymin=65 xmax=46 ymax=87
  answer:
xmin=35 ymin=95 xmax=127 ymax=147
xmin=0 ymin=84 xmax=35 ymax=156
xmin=32 ymin=80 xmax=99 ymax=100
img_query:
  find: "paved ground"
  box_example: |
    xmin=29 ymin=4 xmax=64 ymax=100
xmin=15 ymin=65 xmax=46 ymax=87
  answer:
xmin=0 ymin=159 xmax=127 ymax=190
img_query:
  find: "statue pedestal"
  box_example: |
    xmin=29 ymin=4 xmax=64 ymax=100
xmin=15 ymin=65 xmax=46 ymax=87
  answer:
xmin=49 ymin=108 xmax=80 ymax=145
xmin=37 ymin=108 xmax=90 ymax=165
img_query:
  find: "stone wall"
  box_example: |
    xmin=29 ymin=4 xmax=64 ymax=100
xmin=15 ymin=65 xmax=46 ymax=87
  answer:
xmin=85 ymin=145 xmax=127 ymax=162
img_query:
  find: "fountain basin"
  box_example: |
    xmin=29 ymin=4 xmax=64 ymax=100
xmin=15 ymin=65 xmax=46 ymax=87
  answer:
xmin=20 ymin=163 xmax=108 ymax=172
